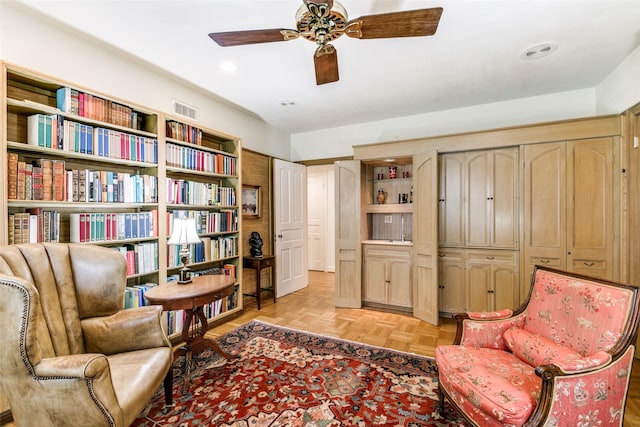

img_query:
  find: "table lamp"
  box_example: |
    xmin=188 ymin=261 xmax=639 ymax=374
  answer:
xmin=168 ymin=217 xmax=201 ymax=284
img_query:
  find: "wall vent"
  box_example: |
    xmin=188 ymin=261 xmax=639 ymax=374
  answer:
xmin=171 ymin=99 xmax=199 ymax=122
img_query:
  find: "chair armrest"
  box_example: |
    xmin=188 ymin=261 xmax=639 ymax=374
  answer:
xmin=455 ymin=312 xmax=525 ymax=349
xmin=34 ymin=353 xmax=109 ymax=379
xmin=467 ymin=309 xmax=513 ymax=320
xmin=82 ymin=305 xmax=171 ymax=355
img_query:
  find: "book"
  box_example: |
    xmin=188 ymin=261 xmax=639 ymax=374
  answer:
xmin=32 ymin=165 xmax=43 ymax=201
xmin=7 ymin=152 xmax=18 ymax=200
xmin=52 ymin=160 xmax=65 ymax=202
xmin=27 ymin=114 xmax=46 ymax=147
xmin=16 ymin=161 xmax=26 ymax=200
xmin=35 ymin=159 xmax=54 ymax=201
xmin=24 ymin=164 xmax=33 ymax=201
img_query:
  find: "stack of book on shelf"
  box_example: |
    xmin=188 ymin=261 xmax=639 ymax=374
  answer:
xmin=7 ymin=155 xmax=158 ymax=203
xmin=113 ymin=243 xmax=159 ymax=276
xmin=69 ymin=210 xmax=157 ymax=243
xmin=123 ymin=282 xmax=158 ymax=309
xmin=26 ymin=113 xmax=158 ymax=164
xmin=8 ymin=209 xmax=60 ymax=244
xmin=165 ymin=180 xmax=236 ymax=206
xmin=57 ymin=87 xmax=145 ymax=130
xmin=166 ymin=120 xmax=202 ymax=144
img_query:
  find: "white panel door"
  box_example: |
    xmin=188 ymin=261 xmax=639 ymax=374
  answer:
xmin=274 ymin=159 xmax=308 ymax=297
xmin=307 ymin=171 xmax=325 ymax=271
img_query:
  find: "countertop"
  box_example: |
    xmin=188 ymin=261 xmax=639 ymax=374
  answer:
xmin=362 ymin=240 xmax=413 ymax=246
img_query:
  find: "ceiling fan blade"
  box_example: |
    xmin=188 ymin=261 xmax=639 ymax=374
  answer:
xmin=345 ymin=7 xmax=443 ymax=39
xmin=209 ymin=29 xmax=299 ymax=46
xmin=314 ymin=45 xmax=339 ymax=85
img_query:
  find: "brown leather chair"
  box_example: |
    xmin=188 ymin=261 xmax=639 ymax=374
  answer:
xmin=0 ymin=243 xmax=173 ymax=427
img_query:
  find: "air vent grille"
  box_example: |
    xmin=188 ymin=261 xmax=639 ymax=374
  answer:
xmin=171 ymin=99 xmax=199 ymax=121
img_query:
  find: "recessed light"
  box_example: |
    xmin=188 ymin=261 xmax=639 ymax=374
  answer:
xmin=219 ymin=61 xmax=237 ymax=72
xmin=520 ymin=43 xmax=558 ymax=60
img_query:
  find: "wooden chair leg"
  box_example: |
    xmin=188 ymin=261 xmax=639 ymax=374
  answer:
xmin=164 ymin=368 xmax=173 ymax=407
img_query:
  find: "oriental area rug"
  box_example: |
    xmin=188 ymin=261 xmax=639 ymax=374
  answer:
xmin=132 ymin=320 xmax=464 ymax=426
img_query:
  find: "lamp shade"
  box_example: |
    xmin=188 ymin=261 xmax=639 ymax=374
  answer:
xmin=168 ymin=218 xmax=201 ymax=245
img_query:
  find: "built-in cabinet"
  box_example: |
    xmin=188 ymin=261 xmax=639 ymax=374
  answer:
xmin=340 ymin=115 xmax=624 ymax=326
xmin=438 ymin=147 xmax=519 ymax=314
xmin=522 ymin=138 xmax=616 ymax=297
xmin=363 ymin=243 xmax=412 ymax=310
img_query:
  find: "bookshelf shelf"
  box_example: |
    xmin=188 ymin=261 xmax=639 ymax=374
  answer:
xmin=1 ymin=62 xmax=243 ymax=345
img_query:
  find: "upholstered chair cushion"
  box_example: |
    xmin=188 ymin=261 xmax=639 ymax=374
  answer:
xmin=435 ymin=345 xmax=541 ymax=426
xmin=503 ymin=327 xmax=612 ymax=373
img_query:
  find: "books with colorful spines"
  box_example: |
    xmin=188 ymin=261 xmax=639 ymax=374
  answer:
xmin=27 ymin=114 xmax=46 ymax=147
xmin=28 ymin=208 xmax=44 ymax=242
xmin=223 ymin=263 xmax=236 ymax=278
xmin=17 ymin=212 xmax=30 ymax=244
xmin=16 ymin=161 xmax=26 ymax=200
xmin=52 ymin=160 xmax=65 ymax=202
xmin=7 ymin=153 xmax=18 ymax=200
xmin=69 ymin=213 xmax=84 ymax=243
xmin=56 ymin=87 xmax=79 ymax=114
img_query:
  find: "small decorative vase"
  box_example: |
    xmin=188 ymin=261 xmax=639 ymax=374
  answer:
xmin=377 ymin=189 xmax=387 ymax=204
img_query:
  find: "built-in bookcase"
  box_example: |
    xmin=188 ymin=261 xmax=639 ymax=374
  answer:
xmin=0 ymin=61 xmax=243 ymax=337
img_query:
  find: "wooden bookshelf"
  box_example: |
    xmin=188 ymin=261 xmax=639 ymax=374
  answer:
xmin=0 ymin=61 xmax=243 ymax=333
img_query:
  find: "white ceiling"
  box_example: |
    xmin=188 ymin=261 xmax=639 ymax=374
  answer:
xmin=16 ymin=0 xmax=640 ymax=134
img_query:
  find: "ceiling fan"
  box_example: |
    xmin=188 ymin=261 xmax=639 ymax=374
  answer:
xmin=208 ymin=0 xmax=443 ymax=85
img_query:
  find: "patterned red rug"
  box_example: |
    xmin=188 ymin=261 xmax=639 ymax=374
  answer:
xmin=132 ymin=320 xmax=464 ymax=426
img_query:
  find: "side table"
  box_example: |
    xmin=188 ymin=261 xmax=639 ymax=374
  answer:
xmin=243 ymin=255 xmax=276 ymax=310
xmin=144 ymin=274 xmax=239 ymax=396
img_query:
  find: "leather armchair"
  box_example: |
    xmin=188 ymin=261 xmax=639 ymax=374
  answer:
xmin=0 ymin=243 xmax=173 ymax=427
xmin=435 ymin=266 xmax=640 ymax=426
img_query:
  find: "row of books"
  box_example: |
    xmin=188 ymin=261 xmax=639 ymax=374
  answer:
xmin=27 ymin=114 xmax=158 ymax=164
xmin=113 ymin=242 xmax=159 ymax=276
xmin=123 ymin=282 xmax=158 ymax=309
xmin=167 ymin=235 xmax=239 ymax=267
xmin=166 ymin=143 xmax=236 ymax=175
xmin=166 ymin=179 xmax=236 ymax=206
xmin=57 ymin=87 xmax=145 ymax=130
xmin=69 ymin=210 xmax=158 ymax=243
xmin=166 ymin=120 xmax=202 ymax=144
xmin=8 ymin=210 xmax=60 ymax=244
xmin=169 ymin=209 xmax=238 ymax=234
xmin=7 ymin=155 xmax=158 ymax=203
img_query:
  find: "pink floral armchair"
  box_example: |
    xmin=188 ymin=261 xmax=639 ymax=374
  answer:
xmin=435 ymin=266 xmax=640 ymax=426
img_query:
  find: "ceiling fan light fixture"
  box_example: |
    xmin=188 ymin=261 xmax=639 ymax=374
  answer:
xmin=520 ymin=43 xmax=558 ymax=60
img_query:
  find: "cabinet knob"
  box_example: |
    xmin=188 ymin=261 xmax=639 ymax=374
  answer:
xmin=583 ymin=262 xmax=595 ymax=267
xmin=540 ymin=259 xmax=550 ymax=264
xmin=485 ymin=256 xmax=495 ymax=260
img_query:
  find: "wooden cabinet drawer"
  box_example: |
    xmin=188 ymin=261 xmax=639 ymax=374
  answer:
xmin=467 ymin=249 xmax=517 ymax=264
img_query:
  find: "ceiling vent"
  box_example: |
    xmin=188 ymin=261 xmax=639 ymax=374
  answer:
xmin=171 ymin=99 xmax=199 ymax=122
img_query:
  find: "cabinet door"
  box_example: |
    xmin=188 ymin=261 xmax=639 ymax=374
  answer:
xmin=466 ymin=151 xmax=491 ymax=247
xmin=388 ymin=257 xmax=412 ymax=308
xmin=522 ymin=142 xmax=566 ymax=289
xmin=567 ymin=138 xmax=614 ymax=280
xmin=467 ymin=263 xmax=491 ymax=312
xmin=439 ymin=251 xmax=466 ymax=313
xmin=363 ymin=255 xmax=388 ymax=304
xmin=413 ymin=151 xmax=440 ymax=325
xmin=439 ymin=153 xmax=465 ymax=246
xmin=492 ymin=263 xmax=519 ymax=311
xmin=492 ymin=148 xmax=519 ymax=249
xmin=335 ymin=160 xmax=363 ymax=308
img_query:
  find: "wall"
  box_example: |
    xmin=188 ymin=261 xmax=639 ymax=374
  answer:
xmin=290 ymin=44 xmax=640 ymax=162
xmin=0 ymin=1 xmax=290 ymax=160
xmin=241 ymin=149 xmax=273 ymax=299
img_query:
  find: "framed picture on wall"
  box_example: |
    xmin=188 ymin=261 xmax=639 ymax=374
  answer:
xmin=242 ymin=185 xmax=260 ymax=217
